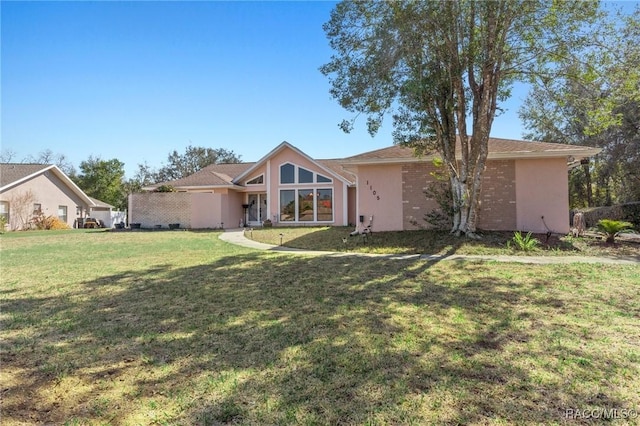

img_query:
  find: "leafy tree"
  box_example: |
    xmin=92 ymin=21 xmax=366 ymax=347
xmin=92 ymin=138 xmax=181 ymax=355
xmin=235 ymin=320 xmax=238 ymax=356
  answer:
xmin=154 ymin=145 xmax=241 ymax=182
xmin=519 ymin=7 xmax=640 ymax=207
xmin=74 ymin=157 xmax=127 ymax=210
xmin=321 ymin=0 xmax=599 ymax=237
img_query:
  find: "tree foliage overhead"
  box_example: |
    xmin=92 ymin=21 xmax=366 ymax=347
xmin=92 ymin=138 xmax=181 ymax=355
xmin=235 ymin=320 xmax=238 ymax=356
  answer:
xmin=75 ymin=157 xmax=127 ymax=210
xmin=520 ymin=6 xmax=640 ymax=206
xmin=321 ymin=0 xmax=599 ymax=236
xmin=154 ymin=145 xmax=241 ymax=182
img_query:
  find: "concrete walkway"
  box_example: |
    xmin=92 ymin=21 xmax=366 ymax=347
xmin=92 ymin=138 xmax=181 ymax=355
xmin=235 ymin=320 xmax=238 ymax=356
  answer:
xmin=219 ymin=229 xmax=640 ymax=265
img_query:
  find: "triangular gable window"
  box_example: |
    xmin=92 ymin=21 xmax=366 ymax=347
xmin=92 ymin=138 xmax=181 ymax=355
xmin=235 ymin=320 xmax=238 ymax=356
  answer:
xmin=316 ymin=174 xmax=332 ymax=183
xmin=246 ymin=175 xmax=264 ymax=185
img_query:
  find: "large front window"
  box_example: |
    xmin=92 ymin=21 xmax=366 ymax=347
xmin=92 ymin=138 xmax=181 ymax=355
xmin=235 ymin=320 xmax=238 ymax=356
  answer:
xmin=280 ymin=190 xmax=296 ymax=222
xmin=279 ymin=189 xmax=333 ymax=222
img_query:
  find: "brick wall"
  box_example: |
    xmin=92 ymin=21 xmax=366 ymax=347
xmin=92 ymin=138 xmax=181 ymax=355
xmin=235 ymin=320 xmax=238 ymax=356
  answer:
xmin=401 ymin=162 xmax=442 ymax=229
xmin=477 ymin=160 xmax=516 ymax=230
xmin=401 ymin=160 xmax=517 ymax=231
xmin=129 ymin=192 xmax=192 ymax=228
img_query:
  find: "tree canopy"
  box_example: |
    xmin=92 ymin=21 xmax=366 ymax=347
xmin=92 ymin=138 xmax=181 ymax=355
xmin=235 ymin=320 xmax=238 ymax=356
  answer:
xmin=74 ymin=157 xmax=127 ymax=210
xmin=154 ymin=145 xmax=241 ymax=182
xmin=520 ymin=6 xmax=640 ymax=206
xmin=321 ymin=0 xmax=600 ymax=236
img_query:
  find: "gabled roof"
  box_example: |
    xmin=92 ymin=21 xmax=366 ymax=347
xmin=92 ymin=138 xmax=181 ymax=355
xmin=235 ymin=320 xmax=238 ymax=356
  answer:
xmin=342 ymin=137 xmax=601 ymax=165
xmin=0 ymin=163 xmax=107 ymax=207
xmin=88 ymin=196 xmax=114 ymax=209
xmin=233 ymin=141 xmax=355 ymax=186
xmin=151 ymin=163 xmax=253 ymax=189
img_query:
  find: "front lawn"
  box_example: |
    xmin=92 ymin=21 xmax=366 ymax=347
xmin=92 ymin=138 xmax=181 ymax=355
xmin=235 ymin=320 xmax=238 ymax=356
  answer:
xmin=1 ymin=231 xmax=639 ymax=424
xmin=247 ymin=226 xmax=640 ymax=257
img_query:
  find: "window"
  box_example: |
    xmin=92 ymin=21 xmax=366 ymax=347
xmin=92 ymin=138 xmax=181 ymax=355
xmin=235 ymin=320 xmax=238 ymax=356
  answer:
xmin=0 ymin=201 xmax=9 ymax=224
xmin=280 ymin=163 xmax=295 ymax=184
xmin=298 ymin=168 xmax=313 ymax=183
xmin=316 ymin=189 xmax=333 ymax=221
xmin=298 ymin=189 xmax=314 ymax=221
xmin=58 ymin=205 xmax=67 ymax=223
xmin=280 ymin=190 xmax=295 ymax=221
xmin=279 ymin=189 xmax=333 ymax=222
xmin=280 ymin=163 xmax=333 ymax=184
xmin=246 ymin=175 xmax=264 ymax=185
xmin=34 ymin=203 xmax=42 ymax=214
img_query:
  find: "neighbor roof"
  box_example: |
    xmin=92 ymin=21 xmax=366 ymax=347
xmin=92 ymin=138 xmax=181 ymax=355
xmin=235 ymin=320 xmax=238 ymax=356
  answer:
xmin=0 ymin=163 xmax=105 ymax=207
xmin=0 ymin=163 xmax=51 ymax=188
xmin=342 ymin=137 xmax=602 ymax=164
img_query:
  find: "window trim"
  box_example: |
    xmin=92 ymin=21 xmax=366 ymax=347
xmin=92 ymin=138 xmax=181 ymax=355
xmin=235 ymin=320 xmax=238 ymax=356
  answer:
xmin=278 ymin=187 xmax=333 ymax=223
xmin=279 ymin=162 xmax=334 ymax=185
xmin=58 ymin=205 xmax=68 ymax=223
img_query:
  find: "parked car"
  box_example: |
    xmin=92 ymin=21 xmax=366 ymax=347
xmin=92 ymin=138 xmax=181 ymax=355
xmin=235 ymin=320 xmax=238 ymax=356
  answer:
xmin=83 ymin=217 xmax=102 ymax=228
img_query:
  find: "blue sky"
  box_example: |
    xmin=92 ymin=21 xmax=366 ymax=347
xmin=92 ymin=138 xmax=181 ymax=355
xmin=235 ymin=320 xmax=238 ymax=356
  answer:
xmin=1 ymin=1 xmax=633 ymax=178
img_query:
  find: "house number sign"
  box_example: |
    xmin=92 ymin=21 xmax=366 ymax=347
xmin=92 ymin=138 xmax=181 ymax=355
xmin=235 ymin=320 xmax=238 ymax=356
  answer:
xmin=366 ymin=180 xmax=381 ymax=201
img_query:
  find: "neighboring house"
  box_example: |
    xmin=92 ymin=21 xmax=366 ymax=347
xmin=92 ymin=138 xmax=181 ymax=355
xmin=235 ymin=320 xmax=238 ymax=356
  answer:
xmin=0 ymin=163 xmax=111 ymax=230
xmin=130 ymin=139 xmax=600 ymax=234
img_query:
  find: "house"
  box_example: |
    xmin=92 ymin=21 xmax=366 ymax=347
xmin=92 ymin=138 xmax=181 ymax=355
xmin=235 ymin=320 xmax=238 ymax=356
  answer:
xmin=130 ymin=139 xmax=600 ymax=234
xmin=130 ymin=143 xmax=357 ymax=229
xmin=0 ymin=163 xmax=113 ymax=230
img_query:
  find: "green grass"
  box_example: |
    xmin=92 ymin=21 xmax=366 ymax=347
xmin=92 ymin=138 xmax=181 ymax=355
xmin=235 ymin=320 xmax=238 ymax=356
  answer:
xmin=247 ymin=226 xmax=640 ymax=257
xmin=1 ymin=230 xmax=639 ymax=425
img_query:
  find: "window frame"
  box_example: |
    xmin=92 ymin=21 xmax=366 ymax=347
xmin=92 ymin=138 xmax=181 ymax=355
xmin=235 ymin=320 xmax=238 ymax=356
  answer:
xmin=279 ymin=162 xmax=334 ymax=185
xmin=58 ymin=205 xmax=67 ymax=223
xmin=278 ymin=187 xmax=333 ymax=223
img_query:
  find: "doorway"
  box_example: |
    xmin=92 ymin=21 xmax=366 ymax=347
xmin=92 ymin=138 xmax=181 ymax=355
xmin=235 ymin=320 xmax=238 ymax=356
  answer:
xmin=247 ymin=193 xmax=267 ymax=225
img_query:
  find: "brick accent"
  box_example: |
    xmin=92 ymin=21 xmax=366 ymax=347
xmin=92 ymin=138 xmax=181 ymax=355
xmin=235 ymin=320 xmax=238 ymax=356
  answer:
xmin=130 ymin=193 xmax=192 ymax=228
xmin=401 ymin=162 xmax=442 ymax=229
xmin=401 ymin=160 xmax=516 ymax=231
xmin=476 ymin=160 xmax=516 ymax=230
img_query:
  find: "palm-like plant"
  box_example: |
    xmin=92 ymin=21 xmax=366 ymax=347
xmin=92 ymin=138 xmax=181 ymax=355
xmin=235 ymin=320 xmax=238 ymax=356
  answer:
xmin=596 ymin=219 xmax=634 ymax=244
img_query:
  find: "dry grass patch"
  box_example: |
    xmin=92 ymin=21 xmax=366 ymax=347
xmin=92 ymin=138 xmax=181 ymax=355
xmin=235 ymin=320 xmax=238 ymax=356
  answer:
xmin=1 ymin=230 xmax=638 ymax=424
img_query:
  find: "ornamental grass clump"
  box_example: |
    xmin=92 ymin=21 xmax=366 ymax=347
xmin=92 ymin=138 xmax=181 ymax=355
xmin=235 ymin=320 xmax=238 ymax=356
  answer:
xmin=597 ymin=219 xmax=633 ymax=244
xmin=507 ymin=231 xmax=539 ymax=252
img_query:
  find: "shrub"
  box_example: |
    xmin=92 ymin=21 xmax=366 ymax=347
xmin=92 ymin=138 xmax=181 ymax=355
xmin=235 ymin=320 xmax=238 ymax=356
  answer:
xmin=31 ymin=212 xmax=70 ymax=230
xmin=596 ymin=219 xmax=633 ymax=244
xmin=507 ymin=231 xmax=540 ymax=252
xmin=155 ymin=185 xmax=176 ymax=193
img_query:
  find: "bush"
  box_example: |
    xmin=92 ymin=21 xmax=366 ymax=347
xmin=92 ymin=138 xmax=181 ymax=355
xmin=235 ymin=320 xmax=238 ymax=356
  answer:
xmin=596 ymin=219 xmax=633 ymax=244
xmin=31 ymin=212 xmax=70 ymax=230
xmin=507 ymin=231 xmax=540 ymax=252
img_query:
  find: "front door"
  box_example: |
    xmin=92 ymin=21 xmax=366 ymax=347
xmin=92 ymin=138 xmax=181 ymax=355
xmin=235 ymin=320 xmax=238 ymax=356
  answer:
xmin=247 ymin=193 xmax=267 ymax=225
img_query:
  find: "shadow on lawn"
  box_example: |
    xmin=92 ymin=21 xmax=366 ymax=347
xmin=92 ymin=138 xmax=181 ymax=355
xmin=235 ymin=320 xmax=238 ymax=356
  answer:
xmin=2 ymin=252 xmax=635 ymax=424
xmin=264 ymin=226 xmax=591 ymax=255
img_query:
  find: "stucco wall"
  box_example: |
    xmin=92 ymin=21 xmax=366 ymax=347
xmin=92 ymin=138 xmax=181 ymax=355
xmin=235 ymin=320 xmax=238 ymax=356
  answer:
xmin=267 ymin=147 xmax=348 ymax=225
xmin=0 ymin=173 xmax=86 ymax=229
xmin=515 ymin=158 xmax=570 ymax=233
xmin=356 ymin=164 xmax=403 ymax=232
xmin=367 ymin=159 xmax=557 ymax=232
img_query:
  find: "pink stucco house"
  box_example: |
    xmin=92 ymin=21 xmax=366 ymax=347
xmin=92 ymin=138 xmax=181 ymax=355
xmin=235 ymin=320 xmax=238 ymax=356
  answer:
xmin=131 ymin=139 xmax=600 ymax=234
xmin=0 ymin=163 xmax=113 ymax=230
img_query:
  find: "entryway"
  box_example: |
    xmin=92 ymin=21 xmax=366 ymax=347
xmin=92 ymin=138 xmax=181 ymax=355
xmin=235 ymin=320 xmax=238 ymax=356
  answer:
xmin=247 ymin=193 xmax=267 ymax=226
